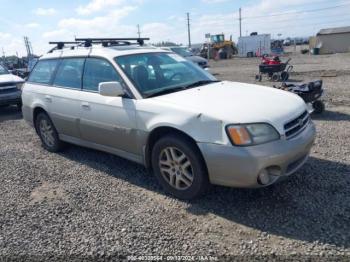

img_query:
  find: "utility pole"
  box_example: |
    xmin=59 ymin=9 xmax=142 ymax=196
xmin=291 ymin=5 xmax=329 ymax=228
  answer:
xmin=239 ymin=8 xmax=242 ymax=38
xmin=1 ymin=48 xmax=6 ymax=66
xmin=137 ymin=24 xmax=141 ymax=38
xmin=186 ymin=12 xmax=191 ymax=48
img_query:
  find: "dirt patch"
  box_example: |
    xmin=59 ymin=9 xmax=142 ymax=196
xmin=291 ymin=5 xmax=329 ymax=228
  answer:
xmin=30 ymin=182 xmax=68 ymax=204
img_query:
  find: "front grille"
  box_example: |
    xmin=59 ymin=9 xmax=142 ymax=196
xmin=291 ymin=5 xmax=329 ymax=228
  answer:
xmin=284 ymin=111 xmax=309 ymax=139
xmin=0 ymin=82 xmax=16 ymax=88
xmin=0 ymin=87 xmax=18 ymax=95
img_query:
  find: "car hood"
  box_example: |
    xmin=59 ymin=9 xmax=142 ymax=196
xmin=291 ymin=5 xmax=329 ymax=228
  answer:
xmin=152 ymin=81 xmax=307 ymax=132
xmin=0 ymin=74 xmax=24 ymax=83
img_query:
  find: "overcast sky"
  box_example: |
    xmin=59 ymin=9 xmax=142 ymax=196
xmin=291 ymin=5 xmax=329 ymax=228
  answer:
xmin=0 ymin=0 xmax=350 ymax=56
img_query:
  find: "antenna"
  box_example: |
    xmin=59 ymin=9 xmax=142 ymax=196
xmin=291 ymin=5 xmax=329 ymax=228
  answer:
xmin=137 ymin=24 xmax=141 ymax=38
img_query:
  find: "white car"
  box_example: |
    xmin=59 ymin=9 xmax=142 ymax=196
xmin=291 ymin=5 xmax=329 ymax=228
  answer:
xmin=0 ymin=64 xmax=24 ymax=109
xmin=22 ymin=39 xmax=316 ymax=199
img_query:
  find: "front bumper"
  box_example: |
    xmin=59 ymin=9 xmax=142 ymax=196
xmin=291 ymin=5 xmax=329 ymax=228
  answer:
xmin=0 ymin=90 xmax=22 ymax=106
xmin=198 ymin=121 xmax=316 ymax=188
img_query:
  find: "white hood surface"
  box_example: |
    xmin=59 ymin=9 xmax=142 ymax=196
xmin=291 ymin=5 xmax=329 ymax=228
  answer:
xmin=153 ymin=81 xmax=307 ymax=132
xmin=0 ymin=74 xmax=24 ymax=84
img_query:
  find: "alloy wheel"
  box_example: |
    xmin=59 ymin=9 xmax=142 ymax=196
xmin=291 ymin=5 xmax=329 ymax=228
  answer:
xmin=159 ymin=147 xmax=194 ymax=190
xmin=39 ymin=119 xmax=55 ymax=147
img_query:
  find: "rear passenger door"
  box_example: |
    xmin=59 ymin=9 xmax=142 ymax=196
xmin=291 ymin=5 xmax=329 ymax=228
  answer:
xmin=26 ymin=59 xmax=60 ymax=115
xmin=49 ymin=58 xmax=85 ymax=138
xmin=79 ymin=58 xmax=138 ymax=155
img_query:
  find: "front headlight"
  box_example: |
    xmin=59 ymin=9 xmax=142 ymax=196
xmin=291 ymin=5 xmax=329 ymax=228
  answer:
xmin=16 ymin=82 xmax=24 ymax=90
xmin=226 ymin=123 xmax=280 ymax=146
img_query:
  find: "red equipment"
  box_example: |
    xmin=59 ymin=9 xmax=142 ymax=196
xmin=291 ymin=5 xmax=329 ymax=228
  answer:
xmin=256 ymin=56 xmax=293 ymax=82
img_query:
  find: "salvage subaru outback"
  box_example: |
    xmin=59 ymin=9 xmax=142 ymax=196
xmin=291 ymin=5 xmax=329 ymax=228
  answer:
xmin=22 ymin=38 xmax=316 ymax=199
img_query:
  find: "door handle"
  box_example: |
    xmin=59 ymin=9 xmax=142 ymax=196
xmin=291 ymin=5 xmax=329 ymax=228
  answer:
xmin=81 ymin=102 xmax=90 ymax=109
xmin=45 ymin=95 xmax=52 ymax=103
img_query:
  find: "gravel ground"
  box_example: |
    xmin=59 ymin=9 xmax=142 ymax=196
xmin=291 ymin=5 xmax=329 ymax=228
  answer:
xmin=0 ymin=52 xmax=349 ymax=261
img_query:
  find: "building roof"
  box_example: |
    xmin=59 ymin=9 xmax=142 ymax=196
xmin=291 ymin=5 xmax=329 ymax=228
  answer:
xmin=317 ymin=26 xmax=350 ymax=35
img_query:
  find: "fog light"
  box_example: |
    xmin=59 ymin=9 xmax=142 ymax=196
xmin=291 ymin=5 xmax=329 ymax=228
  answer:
xmin=258 ymin=169 xmax=270 ymax=185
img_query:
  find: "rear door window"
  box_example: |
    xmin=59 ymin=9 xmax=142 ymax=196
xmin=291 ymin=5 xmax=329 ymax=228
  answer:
xmin=28 ymin=59 xmax=59 ymax=84
xmin=83 ymin=58 xmax=122 ymax=92
xmin=53 ymin=58 xmax=85 ymax=89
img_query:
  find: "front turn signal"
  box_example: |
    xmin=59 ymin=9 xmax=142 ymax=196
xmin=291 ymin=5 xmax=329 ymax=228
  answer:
xmin=226 ymin=125 xmax=252 ymax=146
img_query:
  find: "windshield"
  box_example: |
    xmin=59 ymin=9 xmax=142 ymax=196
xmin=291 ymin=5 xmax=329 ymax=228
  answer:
xmin=170 ymin=47 xmax=193 ymax=57
xmin=0 ymin=64 xmax=9 ymax=75
xmin=115 ymin=52 xmax=217 ymax=98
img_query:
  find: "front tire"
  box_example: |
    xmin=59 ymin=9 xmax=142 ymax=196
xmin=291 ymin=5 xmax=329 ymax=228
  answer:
xmin=151 ymin=135 xmax=209 ymax=200
xmin=35 ymin=112 xmax=64 ymax=152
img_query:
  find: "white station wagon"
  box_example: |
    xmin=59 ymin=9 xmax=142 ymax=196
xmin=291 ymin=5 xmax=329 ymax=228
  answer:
xmin=22 ymin=38 xmax=316 ymax=199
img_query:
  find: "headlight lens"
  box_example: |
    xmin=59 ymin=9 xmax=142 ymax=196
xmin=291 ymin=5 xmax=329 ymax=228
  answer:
xmin=226 ymin=123 xmax=280 ymax=146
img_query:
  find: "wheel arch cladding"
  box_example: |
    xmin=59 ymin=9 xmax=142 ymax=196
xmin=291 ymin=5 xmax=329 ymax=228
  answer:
xmin=33 ymin=107 xmax=48 ymax=134
xmin=144 ymin=126 xmax=208 ymax=172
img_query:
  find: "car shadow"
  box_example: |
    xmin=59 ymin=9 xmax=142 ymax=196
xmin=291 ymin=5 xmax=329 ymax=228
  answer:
xmin=187 ymin=157 xmax=350 ymax=248
xmin=61 ymin=146 xmax=350 ymax=248
xmin=312 ymin=110 xmax=350 ymax=122
xmin=0 ymin=106 xmax=22 ymax=123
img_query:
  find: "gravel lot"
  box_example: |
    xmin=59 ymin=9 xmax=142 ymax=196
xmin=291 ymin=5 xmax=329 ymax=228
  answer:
xmin=0 ymin=52 xmax=349 ymax=261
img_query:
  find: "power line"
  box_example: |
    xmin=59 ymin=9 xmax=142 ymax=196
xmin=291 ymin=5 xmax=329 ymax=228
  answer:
xmin=228 ymin=10 xmax=350 ymax=27
xmin=244 ymin=11 xmax=350 ymax=26
xmin=241 ymin=2 xmax=350 ymax=20
xmin=250 ymin=17 xmax=350 ymax=32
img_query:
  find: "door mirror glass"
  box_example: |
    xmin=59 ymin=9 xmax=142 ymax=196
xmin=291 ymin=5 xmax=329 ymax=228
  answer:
xmin=99 ymin=82 xmax=125 ymax=97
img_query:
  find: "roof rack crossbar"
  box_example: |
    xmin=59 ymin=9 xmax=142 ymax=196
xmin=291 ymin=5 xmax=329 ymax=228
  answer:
xmin=75 ymin=37 xmax=150 ymax=41
xmin=75 ymin=37 xmax=150 ymax=46
xmin=48 ymin=41 xmax=85 ymax=53
xmin=47 ymin=37 xmax=150 ymax=53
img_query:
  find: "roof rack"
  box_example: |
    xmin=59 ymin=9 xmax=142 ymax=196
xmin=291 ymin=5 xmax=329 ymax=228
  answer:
xmin=48 ymin=41 xmax=85 ymax=53
xmin=75 ymin=38 xmax=150 ymax=47
xmin=48 ymin=38 xmax=150 ymax=53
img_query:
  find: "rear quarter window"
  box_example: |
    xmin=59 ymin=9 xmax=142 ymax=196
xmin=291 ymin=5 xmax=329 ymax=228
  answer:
xmin=28 ymin=59 xmax=59 ymax=84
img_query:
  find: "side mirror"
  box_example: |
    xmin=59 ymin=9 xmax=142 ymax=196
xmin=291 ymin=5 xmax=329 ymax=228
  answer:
xmin=99 ymin=82 xmax=125 ymax=97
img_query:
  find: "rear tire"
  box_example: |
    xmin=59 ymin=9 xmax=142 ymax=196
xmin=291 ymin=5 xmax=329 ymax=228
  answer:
xmin=35 ymin=112 xmax=64 ymax=152
xmin=151 ymin=134 xmax=209 ymax=200
xmin=272 ymin=73 xmax=280 ymax=82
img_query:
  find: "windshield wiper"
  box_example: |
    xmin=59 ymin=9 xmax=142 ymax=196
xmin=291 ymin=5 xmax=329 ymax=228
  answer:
xmin=145 ymin=80 xmax=220 ymax=98
xmin=145 ymin=86 xmax=187 ymax=98
xmin=183 ymin=80 xmax=220 ymax=89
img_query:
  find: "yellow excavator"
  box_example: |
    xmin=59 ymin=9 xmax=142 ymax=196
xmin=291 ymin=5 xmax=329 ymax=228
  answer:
xmin=201 ymin=34 xmax=237 ymax=59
